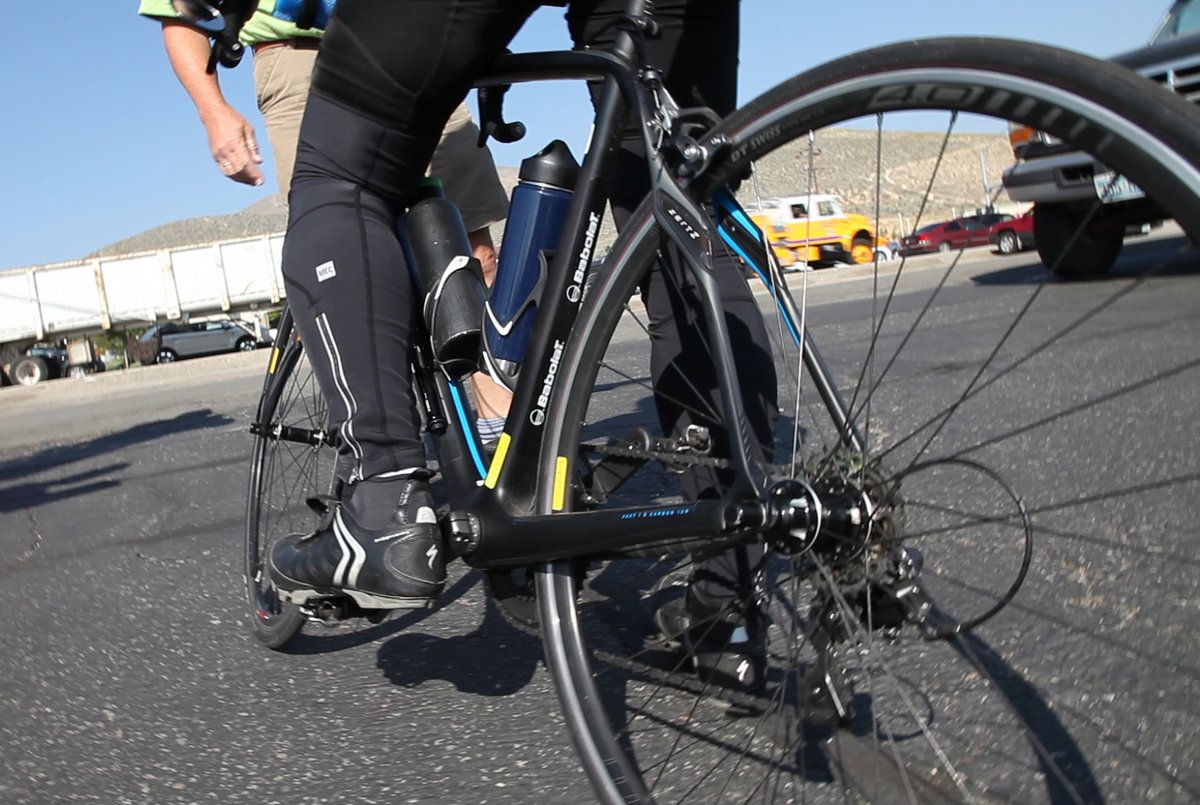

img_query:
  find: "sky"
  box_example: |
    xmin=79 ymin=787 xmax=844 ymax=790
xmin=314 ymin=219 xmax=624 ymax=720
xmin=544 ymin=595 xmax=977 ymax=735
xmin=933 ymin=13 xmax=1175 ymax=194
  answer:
xmin=0 ymin=1 xmax=1164 ymax=271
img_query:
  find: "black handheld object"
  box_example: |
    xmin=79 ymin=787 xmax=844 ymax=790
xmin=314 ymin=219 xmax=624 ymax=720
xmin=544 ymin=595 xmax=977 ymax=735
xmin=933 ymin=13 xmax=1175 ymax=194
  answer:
xmin=169 ymin=0 xmax=256 ymax=71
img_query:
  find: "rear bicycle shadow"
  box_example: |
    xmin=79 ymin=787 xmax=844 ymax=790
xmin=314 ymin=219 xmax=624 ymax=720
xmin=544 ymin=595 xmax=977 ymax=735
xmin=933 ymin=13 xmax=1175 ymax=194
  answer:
xmin=570 ymin=557 xmax=1105 ymax=804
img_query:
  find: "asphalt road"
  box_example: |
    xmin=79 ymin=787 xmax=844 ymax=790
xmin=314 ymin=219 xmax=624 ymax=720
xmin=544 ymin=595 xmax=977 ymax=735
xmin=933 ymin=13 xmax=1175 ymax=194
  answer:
xmin=1 ymin=238 xmax=1197 ymax=804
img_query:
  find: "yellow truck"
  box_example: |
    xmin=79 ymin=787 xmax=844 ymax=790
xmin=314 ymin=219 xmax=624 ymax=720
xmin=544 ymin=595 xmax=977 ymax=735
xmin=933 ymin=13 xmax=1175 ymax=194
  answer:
xmin=747 ymin=194 xmax=878 ymax=268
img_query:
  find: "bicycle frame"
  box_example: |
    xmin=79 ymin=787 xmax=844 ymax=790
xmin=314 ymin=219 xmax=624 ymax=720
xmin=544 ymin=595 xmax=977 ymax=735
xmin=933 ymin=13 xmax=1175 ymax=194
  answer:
xmin=365 ymin=5 xmax=856 ymax=570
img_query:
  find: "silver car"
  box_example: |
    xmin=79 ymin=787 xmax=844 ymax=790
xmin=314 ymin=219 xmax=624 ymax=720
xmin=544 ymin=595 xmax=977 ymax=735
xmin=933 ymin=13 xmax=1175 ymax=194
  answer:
xmin=141 ymin=319 xmax=260 ymax=363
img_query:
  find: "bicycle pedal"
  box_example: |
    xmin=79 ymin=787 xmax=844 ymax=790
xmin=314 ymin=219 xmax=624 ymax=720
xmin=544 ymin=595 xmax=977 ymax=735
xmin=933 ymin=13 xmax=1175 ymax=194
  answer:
xmin=301 ymin=596 xmax=388 ymax=624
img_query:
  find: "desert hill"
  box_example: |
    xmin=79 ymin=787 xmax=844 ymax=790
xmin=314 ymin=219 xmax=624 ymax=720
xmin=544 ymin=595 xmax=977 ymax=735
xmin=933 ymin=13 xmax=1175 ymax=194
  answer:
xmin=91 ymin=129 xmax=1013 ymax=258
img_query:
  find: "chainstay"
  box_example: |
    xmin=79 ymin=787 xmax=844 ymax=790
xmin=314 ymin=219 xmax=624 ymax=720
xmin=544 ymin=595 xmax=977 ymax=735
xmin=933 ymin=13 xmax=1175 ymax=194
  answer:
xmin=584 ymin=441 xmax=805 ymax=479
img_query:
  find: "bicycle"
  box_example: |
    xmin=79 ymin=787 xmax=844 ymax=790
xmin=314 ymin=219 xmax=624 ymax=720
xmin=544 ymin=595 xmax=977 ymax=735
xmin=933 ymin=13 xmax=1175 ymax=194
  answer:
xmin=238 ymin=3 xmax=1200 ymax=803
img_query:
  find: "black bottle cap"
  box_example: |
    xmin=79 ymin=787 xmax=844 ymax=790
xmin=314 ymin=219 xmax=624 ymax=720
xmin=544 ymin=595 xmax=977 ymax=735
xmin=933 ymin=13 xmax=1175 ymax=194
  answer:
xmin=518 ymin=140 xmax=581 ymax=190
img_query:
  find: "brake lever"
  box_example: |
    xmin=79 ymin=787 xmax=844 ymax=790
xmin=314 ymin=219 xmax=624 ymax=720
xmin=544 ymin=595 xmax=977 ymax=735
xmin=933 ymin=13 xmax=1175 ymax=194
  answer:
xmin=476 ymin=84 xmax=526 ymax=148
xmin=173 ymin=0 xmax=252 ymax=73
xmin=210 ymin=33 xmax=246 ymax=71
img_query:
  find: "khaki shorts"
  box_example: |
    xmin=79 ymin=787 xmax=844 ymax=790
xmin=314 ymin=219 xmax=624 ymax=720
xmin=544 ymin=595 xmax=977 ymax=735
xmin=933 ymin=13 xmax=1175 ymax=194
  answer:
xmin=253 ymin=43 xmax=508 ymax=232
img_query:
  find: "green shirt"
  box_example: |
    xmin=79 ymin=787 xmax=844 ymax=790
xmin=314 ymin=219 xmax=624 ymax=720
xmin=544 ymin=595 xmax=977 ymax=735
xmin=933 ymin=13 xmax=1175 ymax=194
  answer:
xmin=137 ymin=0 xmax=323 ymax=46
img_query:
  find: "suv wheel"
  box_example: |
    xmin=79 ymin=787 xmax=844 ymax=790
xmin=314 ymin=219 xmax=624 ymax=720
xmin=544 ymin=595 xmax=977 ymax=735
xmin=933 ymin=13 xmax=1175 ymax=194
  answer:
xmin=1034 ymin=204 xmax=1123 ymax=280
xmin=158 ymin=348 xmax=179 ymax=364
xmin=236 ymin=336 xmax=256 ymax=352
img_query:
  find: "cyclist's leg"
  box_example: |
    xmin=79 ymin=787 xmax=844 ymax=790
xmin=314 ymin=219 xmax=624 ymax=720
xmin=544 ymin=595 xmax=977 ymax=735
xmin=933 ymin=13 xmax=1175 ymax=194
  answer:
xmin=273 ymin=0 xmax=539 ymax=605
xmin=283 ymin=0 xmax=538 ymax=481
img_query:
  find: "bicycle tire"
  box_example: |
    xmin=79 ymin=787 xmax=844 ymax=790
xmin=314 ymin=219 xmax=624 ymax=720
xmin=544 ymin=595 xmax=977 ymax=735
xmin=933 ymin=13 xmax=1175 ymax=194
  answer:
xmin=537 ymin=38 xmax=1200 ymax=803
xmin=244 ymin=306 xmax=336 ymax=649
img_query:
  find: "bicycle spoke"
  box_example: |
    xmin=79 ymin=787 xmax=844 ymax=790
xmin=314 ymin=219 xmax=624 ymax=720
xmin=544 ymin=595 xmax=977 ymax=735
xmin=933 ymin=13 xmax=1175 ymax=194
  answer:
xmin=539 ymin=38 xmax=1200 ymax=803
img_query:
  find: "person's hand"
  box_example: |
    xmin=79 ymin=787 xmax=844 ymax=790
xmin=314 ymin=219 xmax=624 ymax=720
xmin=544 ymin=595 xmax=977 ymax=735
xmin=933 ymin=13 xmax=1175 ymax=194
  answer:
xmin=202 ymin=104 xmax=264 ymax=186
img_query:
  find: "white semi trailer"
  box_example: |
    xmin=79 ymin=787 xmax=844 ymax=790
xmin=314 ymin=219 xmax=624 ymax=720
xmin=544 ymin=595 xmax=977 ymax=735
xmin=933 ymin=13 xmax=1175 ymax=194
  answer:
xmin=1 ymin=233 xmax=286 ymax=385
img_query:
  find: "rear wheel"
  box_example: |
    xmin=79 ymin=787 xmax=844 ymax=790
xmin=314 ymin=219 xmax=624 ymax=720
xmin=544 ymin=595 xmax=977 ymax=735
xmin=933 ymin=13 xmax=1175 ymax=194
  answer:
xmin=537 ymin=38 xmax=1200 ymax=803
xmin=10 ymin=356 xmax=48 ymax=386
xmin=244 ymin=307 xmax=336 ymax=648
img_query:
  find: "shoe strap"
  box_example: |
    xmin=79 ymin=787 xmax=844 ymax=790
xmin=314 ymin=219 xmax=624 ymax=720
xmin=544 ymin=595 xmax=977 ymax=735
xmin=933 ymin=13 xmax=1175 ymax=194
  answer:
xmin=301 ymin=495 xmax=340 ymax=538
xmin=305 ymin=495 xmax=339 ymax=516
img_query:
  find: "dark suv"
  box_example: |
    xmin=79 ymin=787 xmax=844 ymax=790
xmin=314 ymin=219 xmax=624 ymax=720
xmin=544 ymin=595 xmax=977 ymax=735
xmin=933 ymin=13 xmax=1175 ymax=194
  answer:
xmin=1001 ymin=0 xmax=1200 ymax=278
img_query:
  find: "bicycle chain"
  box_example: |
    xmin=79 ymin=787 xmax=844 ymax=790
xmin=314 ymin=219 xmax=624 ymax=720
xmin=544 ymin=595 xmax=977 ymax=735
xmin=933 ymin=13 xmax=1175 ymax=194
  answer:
xmin=584 ymin=441 xmax=798 ymax=478
xmin=584 ymin=440 xmax=731 ymax=470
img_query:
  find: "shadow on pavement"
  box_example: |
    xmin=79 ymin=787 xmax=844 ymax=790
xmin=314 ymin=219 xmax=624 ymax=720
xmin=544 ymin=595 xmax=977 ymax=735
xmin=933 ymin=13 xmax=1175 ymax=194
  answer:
xmin=375 ymin=578 xmax=542 ymax=697
xmin=262 ymin=568 xmax=542 ymax=695
xmin=971 ymin=235 xmax=1198 ymax=286
xmin=0 ymin=409 xmax=235 ymax=512
xmin=951 ymin=630 xmax=1105 ymax=805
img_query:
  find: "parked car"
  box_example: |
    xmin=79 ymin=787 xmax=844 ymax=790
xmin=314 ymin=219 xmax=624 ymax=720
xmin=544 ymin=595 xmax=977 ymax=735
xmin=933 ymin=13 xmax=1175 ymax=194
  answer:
xmin=899 ymin=213 xmax=1013 ymax=256
xmin=140 ymin=319 xmax=260 ymax=364
xmin=1001 ymin=0 xmax=1200 ymax=278
xmin=874 ymin=237 xmax=901 ymax=262
xmin=988 ymin=210 xmax=1036 ymax=254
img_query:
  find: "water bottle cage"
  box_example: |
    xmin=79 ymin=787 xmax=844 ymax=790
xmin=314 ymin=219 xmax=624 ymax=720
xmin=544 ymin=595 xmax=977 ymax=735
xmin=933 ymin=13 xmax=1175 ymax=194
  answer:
xmin=422 ymin=255 xmax=487 ymax=379
xmin=482 ymin=248 xmax=553 ymax=391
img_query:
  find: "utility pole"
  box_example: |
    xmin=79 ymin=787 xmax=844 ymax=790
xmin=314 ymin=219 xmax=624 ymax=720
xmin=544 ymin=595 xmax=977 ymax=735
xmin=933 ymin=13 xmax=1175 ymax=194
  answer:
xmin=979 ymin=148 xmax=994 ymax=213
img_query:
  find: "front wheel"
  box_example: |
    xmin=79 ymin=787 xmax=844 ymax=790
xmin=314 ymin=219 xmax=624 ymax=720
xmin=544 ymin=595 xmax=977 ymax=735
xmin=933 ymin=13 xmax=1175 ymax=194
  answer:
xmin=537 ymin=37 xmax=1200 ymax=804
xmin=157 ymin=348 xmax=178 ymax=364
xmin=997 ymin=229 xmax=1019 ymax=254
xmin=849 ymin=235 xmax=874 ymax=264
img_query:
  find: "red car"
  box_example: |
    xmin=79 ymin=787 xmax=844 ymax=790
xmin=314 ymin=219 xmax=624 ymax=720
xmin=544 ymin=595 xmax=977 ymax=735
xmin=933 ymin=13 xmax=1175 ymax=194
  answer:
xmin=987 ymin=210 xmax=1036 ymax=254
xmin=899 ymin=213 xmax=1012 ymax=256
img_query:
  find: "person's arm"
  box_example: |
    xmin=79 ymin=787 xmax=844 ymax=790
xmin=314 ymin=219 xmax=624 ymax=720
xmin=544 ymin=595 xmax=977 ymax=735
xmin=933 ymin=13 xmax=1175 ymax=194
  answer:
xmin=160 ymin=20 xmax=264 ymax=186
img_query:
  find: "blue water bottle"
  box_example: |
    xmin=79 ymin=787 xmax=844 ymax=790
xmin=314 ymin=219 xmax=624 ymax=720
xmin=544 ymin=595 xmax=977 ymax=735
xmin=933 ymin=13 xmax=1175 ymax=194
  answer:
xmin=484 ymin=140 xmax=580 ymax=388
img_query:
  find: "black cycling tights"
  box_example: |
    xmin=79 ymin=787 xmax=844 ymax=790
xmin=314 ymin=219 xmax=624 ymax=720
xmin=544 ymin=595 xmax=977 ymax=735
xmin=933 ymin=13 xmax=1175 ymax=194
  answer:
xmin=281 ymin=0 xmax=773 ymax=589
